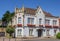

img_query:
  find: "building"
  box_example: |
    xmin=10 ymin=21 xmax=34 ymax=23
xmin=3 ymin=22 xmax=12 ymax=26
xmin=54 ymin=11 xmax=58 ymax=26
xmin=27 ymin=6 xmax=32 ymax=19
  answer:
xmin=12 ymin=6 xmax=60 ymax=37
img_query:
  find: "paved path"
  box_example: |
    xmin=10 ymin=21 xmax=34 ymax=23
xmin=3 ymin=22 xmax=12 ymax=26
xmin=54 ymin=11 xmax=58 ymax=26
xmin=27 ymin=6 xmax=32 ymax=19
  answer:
xmin=24 ymin=38 xmax=60 ymax=41
xmin=0 ymin=38 xmax=60 ymax=41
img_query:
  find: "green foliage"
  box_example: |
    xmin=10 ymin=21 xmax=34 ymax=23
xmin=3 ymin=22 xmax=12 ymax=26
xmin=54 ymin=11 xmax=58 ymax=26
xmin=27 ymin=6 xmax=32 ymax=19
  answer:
xmin=2 ymin=11 xmax=15 ymax=26
xmin=2 ymin=11 xmax=11 ymax=22
xmin=56 ymin=32 xmax=60 ymax=39
xmin=6 ymin=27 xmax=15 ymax=36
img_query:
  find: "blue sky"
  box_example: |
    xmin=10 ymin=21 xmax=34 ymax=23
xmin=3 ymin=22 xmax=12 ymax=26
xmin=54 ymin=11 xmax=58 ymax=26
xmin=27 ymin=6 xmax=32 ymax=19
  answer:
xmin=0 ymin=0 xmax=60 ymax=19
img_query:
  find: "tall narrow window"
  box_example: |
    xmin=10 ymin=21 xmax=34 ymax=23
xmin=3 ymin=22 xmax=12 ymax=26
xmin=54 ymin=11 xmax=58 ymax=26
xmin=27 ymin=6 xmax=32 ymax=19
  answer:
xmin=29 ymin=29 xmax=33 ymax=36
xmin=45 ymin=19 xmax=50 ymax=25
xmin=28 ymin=18 xmax=34 ymax=24
xmin=17 ymin=29 xmax=22 ymax=36
xmin=18 ymin=17 xmax=21 ymax=24
xmin=39 ymin=19 xmax=42 ymax=24
xmin=54 ymin=30 xmax=56 ymax=35
xmin=46 ymin=30 xmax=50 ymax=36
xmin=53 ymin=20 xmax=57 ymax=26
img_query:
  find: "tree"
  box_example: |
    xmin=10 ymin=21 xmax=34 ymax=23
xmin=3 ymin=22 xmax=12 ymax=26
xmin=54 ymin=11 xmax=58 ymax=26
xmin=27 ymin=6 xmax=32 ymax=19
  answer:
xmin=2 ymin=11 xmax=15 ymax=27
xmin=6 ymin=27 xmax=15 ymax=37
xmin=10 ymin=12 xmax=15 ymax=26
xmin=2 ymin=11 xmax=11 ymax=26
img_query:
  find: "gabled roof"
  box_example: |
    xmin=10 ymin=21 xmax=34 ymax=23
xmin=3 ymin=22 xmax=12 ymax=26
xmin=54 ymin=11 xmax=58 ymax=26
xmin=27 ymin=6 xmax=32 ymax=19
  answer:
xmin=15 ymin=7 xmax=59 ymax=18
xmin=24 ymin=8 xmax=36 ymax=15
xmin=43 ymin=11 xmax=59 ymax=18
xmin=23 ymin=8 xmax=58 ymax=18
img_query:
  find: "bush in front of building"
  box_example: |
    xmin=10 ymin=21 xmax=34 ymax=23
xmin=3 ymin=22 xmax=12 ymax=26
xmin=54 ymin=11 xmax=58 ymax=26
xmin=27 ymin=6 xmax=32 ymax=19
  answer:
xmin=6 ymin=27 xmax=15 ymax=38
xmin=56 ymin=32 xmax=60 ymax=39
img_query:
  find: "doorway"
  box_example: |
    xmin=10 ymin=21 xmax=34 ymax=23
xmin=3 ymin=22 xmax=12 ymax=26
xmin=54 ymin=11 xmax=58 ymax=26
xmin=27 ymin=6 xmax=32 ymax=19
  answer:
xmin=37 ymin=29 xmax=43 ymax=37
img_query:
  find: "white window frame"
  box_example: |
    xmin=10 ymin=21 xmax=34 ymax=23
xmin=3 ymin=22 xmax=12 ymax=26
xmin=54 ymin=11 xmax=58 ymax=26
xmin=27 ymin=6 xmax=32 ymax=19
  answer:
xmin=28 ymin=18 xmax=34 ymax=24
xmin=17 ymin=29 xmax=22 ymax=36
xmin=18 ymin=17 xmax=21 ymax=24
xmin=39 ymin=19 xmax=42 ymax=24
xmin=46 ymin=29 xmax=50 ymax=36
xmin=45 ymin=19 xmax=50 ymax=25
xmin=29 ymin=29 xmax=33 ymax=36
xmin=54 ymin=30 xmax=57 ymax=35
xmin=53 ymin=20 xmax=57 ymax=26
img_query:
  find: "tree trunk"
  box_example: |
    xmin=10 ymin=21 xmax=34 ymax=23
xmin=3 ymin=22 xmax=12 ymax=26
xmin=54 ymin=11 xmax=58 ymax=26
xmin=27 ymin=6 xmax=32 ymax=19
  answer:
xmin=9 ymin=33 xmax=12 ymax=37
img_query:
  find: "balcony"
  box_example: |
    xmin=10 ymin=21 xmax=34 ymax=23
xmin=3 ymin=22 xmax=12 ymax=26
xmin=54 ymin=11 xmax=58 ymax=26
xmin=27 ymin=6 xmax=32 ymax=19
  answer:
xmin=45 ymin=24 xmax=52 ymax=28
xmin=27 ymin=24 xmax=35 ymax=27
xmin=53 ymin=26 xmax=59 ymax=28
xmin=39 ymin=25 xmax=43 ymax=27
xmin=17 ymin=24 xmax=22 ymax=27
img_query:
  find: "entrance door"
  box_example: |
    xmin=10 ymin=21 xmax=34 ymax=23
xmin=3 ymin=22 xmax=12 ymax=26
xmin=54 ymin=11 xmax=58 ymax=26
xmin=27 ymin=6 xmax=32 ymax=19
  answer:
xmin=37 ymin=29 xmax=42 ymax=37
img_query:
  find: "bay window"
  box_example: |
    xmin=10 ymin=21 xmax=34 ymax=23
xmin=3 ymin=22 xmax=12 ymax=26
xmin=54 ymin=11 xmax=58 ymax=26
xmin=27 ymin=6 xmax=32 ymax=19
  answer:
xmin=18 ymin=17 xmax=21 ymax=24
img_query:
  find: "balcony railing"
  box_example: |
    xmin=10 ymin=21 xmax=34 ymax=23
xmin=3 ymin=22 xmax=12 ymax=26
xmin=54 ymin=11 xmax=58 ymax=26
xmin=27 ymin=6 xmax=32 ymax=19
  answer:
xmin=39 ymin=25 xmax=43 ymax=27
xmin=17 ymin=24 xmax=22 ymax=27
xmin=27 ymin=24 xmax=35 ymax=27
xmin=45 ymin=24 xmax=52 ymax=28
xmin=53 ymin=26 xmax=58 ymax=28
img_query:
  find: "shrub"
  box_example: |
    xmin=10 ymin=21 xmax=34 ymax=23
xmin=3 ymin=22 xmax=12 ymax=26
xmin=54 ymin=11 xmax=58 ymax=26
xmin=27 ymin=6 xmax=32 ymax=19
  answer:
xmin=6 ymin=27 xmax=15 ymax=37
xmin=56 ymin=32 xmax=60 ymax=39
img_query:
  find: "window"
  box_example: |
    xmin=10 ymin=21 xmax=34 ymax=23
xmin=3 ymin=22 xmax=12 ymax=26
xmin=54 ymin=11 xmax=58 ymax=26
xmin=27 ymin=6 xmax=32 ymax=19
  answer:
xmin=39 ymin=19 xmax=42 ymax=24
xmin=53 ymin=20 xmax=57 ymax=26
xmin=40 ymin=11 xmax=41 ymax=13
xmin=54 ymin=30 xmax=56 ymax=35
xmin=28 ymin=18 xmax=34 ymax=24
xmin=17 ymin=29 xmax=22 ymax=36
xmin=46 ymin=30 xmax=50 ymax=36
xmin=18 ymin=17 xmax=21 ymax=24
xmin=29 ymin=29 xmax=33 ymax=36
xmin=45 ymin=19 xmax=50 ymax=25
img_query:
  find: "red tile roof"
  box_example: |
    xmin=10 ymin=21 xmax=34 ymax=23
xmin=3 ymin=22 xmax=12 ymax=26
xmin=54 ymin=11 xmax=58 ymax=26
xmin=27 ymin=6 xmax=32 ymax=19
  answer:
xmin=16 ymin=7 xmax=59 ymax=18
xmin=24 ymin=8 xmax=36 ymax=15
xmin=43 ymin=11 xmax=59 ymax=18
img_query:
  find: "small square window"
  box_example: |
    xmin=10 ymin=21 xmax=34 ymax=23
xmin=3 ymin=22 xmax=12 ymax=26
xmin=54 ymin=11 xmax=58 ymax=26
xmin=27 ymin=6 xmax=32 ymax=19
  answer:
xmin=40 ymin=11 xmax=41 ymax=13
